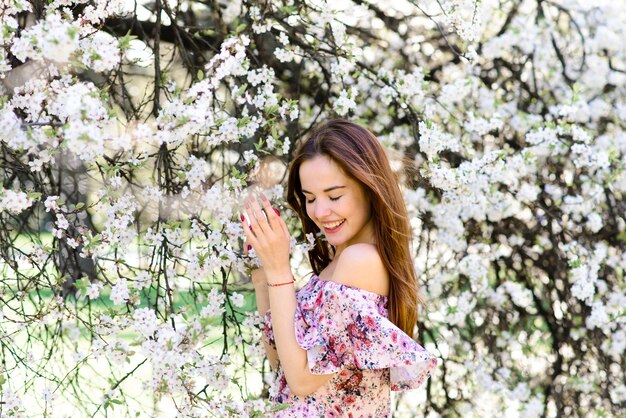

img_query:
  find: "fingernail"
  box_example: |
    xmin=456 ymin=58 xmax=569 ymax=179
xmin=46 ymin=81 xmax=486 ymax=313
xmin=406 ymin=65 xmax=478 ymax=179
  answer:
xmin=247 ymin=244 xmax=252 ymax=251
xmin=273 ymin=208 xmax=280 ymax=216
xmin=239 ymin=213 xmax=245 ymax=222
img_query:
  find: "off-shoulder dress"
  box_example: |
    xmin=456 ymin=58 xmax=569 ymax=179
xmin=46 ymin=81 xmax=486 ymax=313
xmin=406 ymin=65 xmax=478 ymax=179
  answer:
xmin=263 ymin=274 xmax=438 ymax=417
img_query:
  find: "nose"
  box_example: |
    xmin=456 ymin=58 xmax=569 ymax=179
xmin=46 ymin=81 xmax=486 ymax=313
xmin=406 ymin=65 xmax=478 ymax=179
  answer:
xmin=313 ymin=200 xmax=331 ymax=221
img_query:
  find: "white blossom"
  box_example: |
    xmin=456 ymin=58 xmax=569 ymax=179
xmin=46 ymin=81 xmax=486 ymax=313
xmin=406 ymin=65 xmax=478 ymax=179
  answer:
xmin=110 ymin=278 xmax=130 ymax=305
xmin=0 ymin=189 xmax=34 ymax=214
xmin=133 ymin=308 xmax=158 ymax=338
xmin=201 ymin=288 xmax=226 ymax=317
xmin=230 ymin=292 xmax=245 ymax=308
xmin=86 ymin=282 xmax=103 ymax=300
xmin=333 ymin=89 xmax=357 ymax=116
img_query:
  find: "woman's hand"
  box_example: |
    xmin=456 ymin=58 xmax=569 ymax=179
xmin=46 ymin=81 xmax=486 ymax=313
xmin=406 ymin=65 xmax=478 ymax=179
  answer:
xmin=240 ymin=192 xmax=291 ymax=277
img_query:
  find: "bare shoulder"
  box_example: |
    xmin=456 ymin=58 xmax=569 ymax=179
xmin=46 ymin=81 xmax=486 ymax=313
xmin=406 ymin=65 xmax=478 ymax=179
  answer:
xmin=331 ymin=243 xmax=389 ymax=296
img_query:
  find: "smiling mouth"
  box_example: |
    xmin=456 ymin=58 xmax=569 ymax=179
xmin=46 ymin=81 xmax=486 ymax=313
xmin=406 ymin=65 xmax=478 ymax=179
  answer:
xmin=322 ymin=219 xmax=345 ymax=232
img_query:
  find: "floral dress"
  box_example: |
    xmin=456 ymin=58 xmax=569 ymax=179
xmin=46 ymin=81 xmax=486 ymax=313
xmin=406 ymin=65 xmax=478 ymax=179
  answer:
xmin=263 ymin=274 xmax=438 ymax=417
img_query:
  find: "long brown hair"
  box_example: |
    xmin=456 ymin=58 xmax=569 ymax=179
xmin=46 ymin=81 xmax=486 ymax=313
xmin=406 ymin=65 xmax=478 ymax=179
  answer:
xmin=286 ymin=119 xmax=423 ymax=338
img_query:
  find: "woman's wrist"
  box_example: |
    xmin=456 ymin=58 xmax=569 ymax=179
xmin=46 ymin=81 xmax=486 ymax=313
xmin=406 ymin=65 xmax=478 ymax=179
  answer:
xmin=267 ymin=274 xmax=296 ymax=287
xmin=265 ymin=268 xmax=295 ymax=287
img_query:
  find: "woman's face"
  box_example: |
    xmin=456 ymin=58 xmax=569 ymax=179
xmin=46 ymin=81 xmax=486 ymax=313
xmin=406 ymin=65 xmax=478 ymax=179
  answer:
xmin=299 ymin=155 xmax=375 ymax=256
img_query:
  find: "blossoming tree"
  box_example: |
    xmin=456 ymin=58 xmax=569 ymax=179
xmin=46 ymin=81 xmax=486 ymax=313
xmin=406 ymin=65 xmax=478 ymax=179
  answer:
xmin=0 ymin=0 xmax=624 ymax=416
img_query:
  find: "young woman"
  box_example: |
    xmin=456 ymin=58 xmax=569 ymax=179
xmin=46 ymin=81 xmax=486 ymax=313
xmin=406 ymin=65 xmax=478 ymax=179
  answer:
xmin=241 ymin=119 xmax=437 ymax=416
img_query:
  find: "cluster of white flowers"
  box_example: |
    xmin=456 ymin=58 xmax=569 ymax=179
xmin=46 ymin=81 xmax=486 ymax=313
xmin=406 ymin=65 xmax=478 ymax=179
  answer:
xmin=78 ymin=31 xmax=121 ymax=72
xmin=249 ymin=6 xmax=272 ymax=34
xmin=585 ymin=301 xmax=611 ymax=331
xmin=110 ymin=278 xmax=131 ymax=305
xmin=0 ymin=189 xmax=34 ymax=214
xmin=395 ymin=69 xmax=426 ymax=107
xmin=79 ymin=0 xmax=129 ymax=25
xmin=569 ymin=243 xmax=608 ymax=306
xmin=133 ymin=271 xmax=152 ymax=290
xmin=230 ymin=292 xmax=245 ymax=308
xmin=330 ymin=57 xmax=356 ymax=83
xmin=0 ymin=387 xmax=24 ymax=415
xmin=0 ymin=1 xmax=31 ymax=74
xmin=206 ymin=35 xmax=250 ymax=84
xmin=11 ymin=12 xmax=80 ymax=64
xmin=144 ymin=227 xmax=164 ymax=247
xmin=457 ymin=253 xmax=490 ymax=295
xmin=482 ymin=14 xmax=542 ymax=59
xmin=445 ymin=291 xmax=477 ymax=326
xmin=499 ymin=281 xmax=534 ymax=309
xmin=333 ymin=88 xmax=357 ymax=116
xmin=418 ymin=121 xmax=462 ymax=161
xmin=440 ymin=0 xmax=485 ymax=43
xmin=274 ymin=47 xmax=295 ymax=63
xmin=133 ymin=308 xmax=158 ymax=338
xmin=571 ymin=143 xmax=611 ymax=172
xmin=85 ymin=282 xmax=103 ymax=300
xmin=0 ymin=107 xmax=29 ymax=150
xmin=438 ymin=78 xmax=473 ymax=107
xmin=4 ymin=75 xmax=111 ymax=162
xmin=279 ymin=101 xmax=299 ymax=121
xmin=464 ymin=113 xmax=504 ymax=136
xmin=200 ymin=288 xmax=226 ymax=317
xmin=99 ymin=193 xmax=138 ymax=248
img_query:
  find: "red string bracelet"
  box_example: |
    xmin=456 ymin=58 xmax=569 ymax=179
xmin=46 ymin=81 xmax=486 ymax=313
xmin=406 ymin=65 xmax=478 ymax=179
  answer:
xmin=267 ymin=274 xmax=296 ymax=287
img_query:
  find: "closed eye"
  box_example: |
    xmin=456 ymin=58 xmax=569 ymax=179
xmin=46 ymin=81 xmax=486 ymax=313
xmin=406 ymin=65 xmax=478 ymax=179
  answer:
xmin=306 ymin=196 xmax=342 ymax=204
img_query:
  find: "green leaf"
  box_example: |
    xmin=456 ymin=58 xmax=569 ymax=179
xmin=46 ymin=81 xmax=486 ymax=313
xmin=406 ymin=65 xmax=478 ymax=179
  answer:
xmin=28 ymin=191 xmax=42 ymax=201
xmin=235 ymin=83 xmax=248 ymax=97
xmin=568 ymin=258 xmax=582 ymax=268
xmin=118 ymin=32 xmax=137 ymax=50
xmin=176 ymin=115 xmax=191 ymax=127
xmin=265 ymin=104 xmax=279 ymax=115
xmin=75 ymin=277 xmax=90 ymax=290
xmin=237 ymin=116 xmax=251 ymax=128
xmin=67 ymin=26 xmax=78 ymax=40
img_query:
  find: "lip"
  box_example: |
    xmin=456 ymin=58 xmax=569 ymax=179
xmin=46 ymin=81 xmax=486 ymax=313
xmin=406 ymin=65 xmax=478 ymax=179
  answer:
xmin=322 ymin=219 xmax=345 ymax=234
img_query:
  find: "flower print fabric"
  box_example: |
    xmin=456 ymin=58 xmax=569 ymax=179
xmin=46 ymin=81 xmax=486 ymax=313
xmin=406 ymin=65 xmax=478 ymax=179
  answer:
xmin=263 ymin=274 xmax=438 ymax=417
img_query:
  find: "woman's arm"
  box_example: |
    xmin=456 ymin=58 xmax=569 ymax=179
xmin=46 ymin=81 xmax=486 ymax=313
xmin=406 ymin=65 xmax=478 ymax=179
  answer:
xmin=250 ymin=268 xmax=279 ymax=370
xmin=265 ymin=267 xmax=334 ymax=397
xmin=241 ymin=194 xmax=334 ymax=396
xmin=266 ymin=245 xmax=389 ymax=396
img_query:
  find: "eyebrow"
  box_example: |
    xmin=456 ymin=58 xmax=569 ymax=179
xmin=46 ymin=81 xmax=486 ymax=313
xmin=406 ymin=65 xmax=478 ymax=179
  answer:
xmin=301 ymin=186 xmax=346 ymax=195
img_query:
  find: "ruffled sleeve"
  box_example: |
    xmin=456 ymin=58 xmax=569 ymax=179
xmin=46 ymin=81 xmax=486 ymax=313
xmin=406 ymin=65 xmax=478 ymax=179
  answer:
xmin=295 ymin=279 xmax=438 ymax=391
